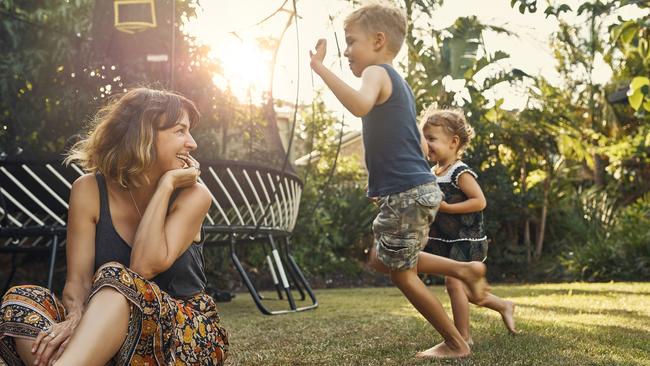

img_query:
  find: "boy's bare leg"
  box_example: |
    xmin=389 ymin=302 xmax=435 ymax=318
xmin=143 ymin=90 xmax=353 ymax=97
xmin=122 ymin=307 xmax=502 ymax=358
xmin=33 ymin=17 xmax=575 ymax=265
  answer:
xmin=53 ymin=287 xmax=130 ymax=366
xmin=468 ymin=292 xmax=518 ymax=334
xmin=445 ymin=276 xmax=472 ymax=344
xmin=368 ymin=247 xmax=489 ymax=303
xmin=416 ymin=251 xmax=489 ymax=303
xmin=389 ymin=267 xmax=471 ymax=359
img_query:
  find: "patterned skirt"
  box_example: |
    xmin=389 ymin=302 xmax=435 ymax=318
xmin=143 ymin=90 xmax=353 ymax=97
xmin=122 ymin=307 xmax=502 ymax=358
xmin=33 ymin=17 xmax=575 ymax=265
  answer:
xmin=0 ymin=262 xmax=228 ymax=365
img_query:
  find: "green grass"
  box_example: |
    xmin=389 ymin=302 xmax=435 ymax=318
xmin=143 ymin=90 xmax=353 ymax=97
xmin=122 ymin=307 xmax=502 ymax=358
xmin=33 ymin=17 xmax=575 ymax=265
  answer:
xmin=218 ymin=282 xmax=650 ymax=366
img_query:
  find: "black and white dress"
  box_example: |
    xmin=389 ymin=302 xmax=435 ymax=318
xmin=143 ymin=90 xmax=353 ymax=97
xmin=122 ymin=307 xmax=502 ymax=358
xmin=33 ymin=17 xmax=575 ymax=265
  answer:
xmin=425 ymin=161 xmax=488 ymax=262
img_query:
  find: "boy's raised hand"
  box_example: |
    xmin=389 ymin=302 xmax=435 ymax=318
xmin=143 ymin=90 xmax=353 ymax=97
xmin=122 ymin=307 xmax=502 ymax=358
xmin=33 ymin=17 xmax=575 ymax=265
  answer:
xmin=310 ymin=38 xmax=327 ymax=67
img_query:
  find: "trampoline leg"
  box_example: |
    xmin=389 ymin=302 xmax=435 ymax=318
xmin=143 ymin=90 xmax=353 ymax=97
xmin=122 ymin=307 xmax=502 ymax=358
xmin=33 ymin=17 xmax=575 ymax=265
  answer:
xmin=284 ymin=237 xmax=318 ymax=307
xmin=262 ymin=243 xmax=284 ymax=300
xmin=229 ymin=235 xmax=272 ymax=315
xmin=281 ymin=238 xmax=306 ymax=301
xmin=47 ymin=235 xmax=58 ymax=290
xmin=268 ymin=235 xmax=296 ymax=310
xmin=2 ymin=253 xmax=18 ymax=295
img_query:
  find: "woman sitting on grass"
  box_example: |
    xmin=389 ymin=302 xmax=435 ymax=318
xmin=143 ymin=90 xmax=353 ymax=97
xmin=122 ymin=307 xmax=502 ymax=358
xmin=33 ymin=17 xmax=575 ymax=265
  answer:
xmin=0 ymin=88 xmax=228 ymax=366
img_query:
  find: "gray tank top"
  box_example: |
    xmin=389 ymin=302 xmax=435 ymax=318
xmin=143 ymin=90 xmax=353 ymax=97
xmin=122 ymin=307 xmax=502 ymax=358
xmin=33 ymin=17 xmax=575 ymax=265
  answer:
xmin=361 ymin=64 xmax=435 ymax=197
xmin=94 ymin=174 xmax=207 ymax=298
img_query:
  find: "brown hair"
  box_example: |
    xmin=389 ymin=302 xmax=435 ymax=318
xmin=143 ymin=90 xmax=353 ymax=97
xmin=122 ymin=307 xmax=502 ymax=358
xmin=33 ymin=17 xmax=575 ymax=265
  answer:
xmin=64 ymin=88 xmax=200 ymax=188
xmin=344 ymin=3 xmax=406 ymax=55
xmin=421 ymin=107 xmax=475 ymax=157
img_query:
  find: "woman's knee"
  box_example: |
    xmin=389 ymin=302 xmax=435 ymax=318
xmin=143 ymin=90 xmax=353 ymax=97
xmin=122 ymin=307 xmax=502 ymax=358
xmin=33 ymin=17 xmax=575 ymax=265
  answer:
xmin=93 ymin=261 xmax=129 ymax=282
xmin=1 ymin=285 xmax=55 ymax=311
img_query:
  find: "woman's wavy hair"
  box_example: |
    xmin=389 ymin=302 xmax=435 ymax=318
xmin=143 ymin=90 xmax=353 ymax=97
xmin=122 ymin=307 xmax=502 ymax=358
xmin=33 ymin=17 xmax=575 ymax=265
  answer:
xmin=65 ymin=88 xmax=200 ymax=188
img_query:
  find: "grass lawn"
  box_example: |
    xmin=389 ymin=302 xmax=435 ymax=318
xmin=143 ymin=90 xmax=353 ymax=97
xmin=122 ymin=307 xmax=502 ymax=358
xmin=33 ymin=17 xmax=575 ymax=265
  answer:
xmin=218 ymin=282 xmax=650 ymax=366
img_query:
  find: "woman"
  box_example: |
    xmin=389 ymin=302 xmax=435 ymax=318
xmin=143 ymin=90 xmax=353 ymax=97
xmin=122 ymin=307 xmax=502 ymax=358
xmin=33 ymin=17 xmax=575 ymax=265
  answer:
xmin=0 ymin=88 xmax=228 ymax=366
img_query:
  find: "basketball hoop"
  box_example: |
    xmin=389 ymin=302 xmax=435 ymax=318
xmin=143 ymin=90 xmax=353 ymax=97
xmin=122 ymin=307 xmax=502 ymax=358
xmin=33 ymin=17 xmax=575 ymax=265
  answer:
xmin=114 ymin=0 xmax=157 ymax=34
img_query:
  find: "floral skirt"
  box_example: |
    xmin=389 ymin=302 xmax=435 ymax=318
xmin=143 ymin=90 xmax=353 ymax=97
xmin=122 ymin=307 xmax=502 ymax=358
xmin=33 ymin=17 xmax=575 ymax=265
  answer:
xmin=0 ymin=262 xmax=228 ymax=365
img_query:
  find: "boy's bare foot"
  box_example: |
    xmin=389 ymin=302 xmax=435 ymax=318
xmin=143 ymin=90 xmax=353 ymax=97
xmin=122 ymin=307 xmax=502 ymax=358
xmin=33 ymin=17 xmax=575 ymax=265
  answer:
xmin=463 ymin=262 xmax=490 ymax=304
xmin=500 ymin=300 xmax=519 ymax=334
xmin=415 ymin=341 xmax=471 ymax=359
xmin=465 ymin=337 xmax=474 ymax=346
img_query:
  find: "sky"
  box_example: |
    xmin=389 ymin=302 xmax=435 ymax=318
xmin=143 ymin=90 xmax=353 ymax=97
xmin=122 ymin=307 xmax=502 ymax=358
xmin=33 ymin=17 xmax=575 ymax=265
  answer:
xmin=184 ymin=0 xmax=644 ymax=130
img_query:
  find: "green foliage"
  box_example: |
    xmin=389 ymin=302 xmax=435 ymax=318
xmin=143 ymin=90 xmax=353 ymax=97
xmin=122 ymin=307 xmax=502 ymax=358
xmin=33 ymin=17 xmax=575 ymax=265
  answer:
xmin=0 ymin=0 xmax=285 ymax=165
xmin=561 ymin=193 xmax=650 ymax=281
xmin=627 ymin=76 xmax=650 ymax=112
xmin=290 ymin=100 xmax=376 ymax=277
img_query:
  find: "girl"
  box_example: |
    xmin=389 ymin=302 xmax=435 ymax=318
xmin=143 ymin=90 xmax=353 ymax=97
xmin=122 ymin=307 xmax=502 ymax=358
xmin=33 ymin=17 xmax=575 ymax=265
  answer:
xmin=421 ymin=108 xmax=518 ymax=345
xmin=0 ymin=88 xmax=228 ymax=366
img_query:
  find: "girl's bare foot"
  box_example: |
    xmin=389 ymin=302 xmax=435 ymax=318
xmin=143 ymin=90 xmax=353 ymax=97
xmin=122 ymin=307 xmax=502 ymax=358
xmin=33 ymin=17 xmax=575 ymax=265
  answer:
xmin=465 ymin=337 xmax=474 ymax=347
xmin=462 ymin=262 xmax=490 ymax=304
xmin=415 ymin=341 xmax=471 ymax=359
xmin=500 ymin=300 xmax=519 ymax=334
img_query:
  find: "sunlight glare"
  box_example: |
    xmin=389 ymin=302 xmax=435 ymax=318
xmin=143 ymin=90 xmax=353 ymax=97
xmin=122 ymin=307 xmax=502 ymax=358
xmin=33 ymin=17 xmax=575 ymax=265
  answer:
xmin=210 ymin=38 xmax=271 ymax=102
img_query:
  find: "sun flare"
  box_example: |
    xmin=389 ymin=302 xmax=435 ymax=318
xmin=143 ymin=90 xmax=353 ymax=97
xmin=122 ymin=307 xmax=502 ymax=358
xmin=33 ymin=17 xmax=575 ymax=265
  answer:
xmin=209 ymin=38 xmax=272 ymax=102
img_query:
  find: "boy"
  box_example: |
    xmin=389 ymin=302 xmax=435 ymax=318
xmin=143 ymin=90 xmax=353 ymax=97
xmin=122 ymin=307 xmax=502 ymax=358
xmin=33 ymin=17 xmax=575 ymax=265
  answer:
xmin=309 ymin=3 xmax=489 ymax=359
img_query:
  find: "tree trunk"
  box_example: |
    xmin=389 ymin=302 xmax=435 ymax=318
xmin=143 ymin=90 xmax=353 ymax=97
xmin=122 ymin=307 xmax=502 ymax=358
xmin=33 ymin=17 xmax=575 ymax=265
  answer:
xmin=534 ymin=174 xmax=550 ymax=260
xmin=520 ymin=151 xmax=531 ymax=265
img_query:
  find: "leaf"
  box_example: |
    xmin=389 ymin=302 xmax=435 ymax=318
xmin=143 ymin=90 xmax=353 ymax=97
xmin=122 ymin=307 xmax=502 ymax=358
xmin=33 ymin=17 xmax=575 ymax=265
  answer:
xmin=484 ymin=99 xmax=503 ymax=123
xmin=643 ymin=99 xmax=650 ymax=111
xmin=492 ymin=50 xmax=510 ymax=62
xmin=484 ymin=108 xmax=498 ymax=123
xmin=544 ymin=6 xmax=556 ymax=18
xmin=630 ymin=76 xmax=650 ymax=91
xmin=577 ymin=3 xmax=592 ymax=16
xmin=627 ymin=89 xmax=644 ymax=110
xmin=620 ymin=23 xmax=639 ymax=45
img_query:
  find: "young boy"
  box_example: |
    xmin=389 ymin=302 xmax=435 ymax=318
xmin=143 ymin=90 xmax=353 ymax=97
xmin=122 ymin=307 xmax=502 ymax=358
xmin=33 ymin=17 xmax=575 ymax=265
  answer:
xmin=309 ymin=3 xmax=490 ymax=359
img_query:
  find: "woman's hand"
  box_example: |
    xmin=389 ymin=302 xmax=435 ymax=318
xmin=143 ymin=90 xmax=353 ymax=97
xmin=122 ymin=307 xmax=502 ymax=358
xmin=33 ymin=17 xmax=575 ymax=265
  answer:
xmin=32 ymin=317 xmax=79 ymax=366
xmin=159 ymin=154 xmax=201 ymax=191
xmin=438 ymin=200 xmax=450 ymax=213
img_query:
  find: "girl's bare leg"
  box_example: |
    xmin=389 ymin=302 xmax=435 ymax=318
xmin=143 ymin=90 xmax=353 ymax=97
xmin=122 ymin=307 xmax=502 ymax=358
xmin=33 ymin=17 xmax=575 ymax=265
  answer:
xmin=53 ymin=287 xmax=130 ymax=366
xmin=445 ymin=276 xmax=472 ymax=343
xmin=469 ymin=292 xmax=518 ymax=334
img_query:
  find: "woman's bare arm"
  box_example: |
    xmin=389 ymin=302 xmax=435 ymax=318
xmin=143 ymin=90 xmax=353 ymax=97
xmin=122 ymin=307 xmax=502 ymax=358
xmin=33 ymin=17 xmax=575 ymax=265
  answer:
xmin=129 ymin=176 xmax=210 ymax=279
xmin=62 ymin=174 xmax=99 ymax=322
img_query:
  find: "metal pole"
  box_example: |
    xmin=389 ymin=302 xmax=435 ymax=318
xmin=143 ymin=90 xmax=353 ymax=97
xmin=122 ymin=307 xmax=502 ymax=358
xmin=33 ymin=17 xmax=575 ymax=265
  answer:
xmin=170 ymin=0 xmax=175 ymax=90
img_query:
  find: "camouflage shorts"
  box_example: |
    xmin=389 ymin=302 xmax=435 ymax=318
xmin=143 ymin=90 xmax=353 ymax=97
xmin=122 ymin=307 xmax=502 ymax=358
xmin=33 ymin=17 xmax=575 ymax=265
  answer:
xmin=373 ymin=181 xmax=443 ymax=271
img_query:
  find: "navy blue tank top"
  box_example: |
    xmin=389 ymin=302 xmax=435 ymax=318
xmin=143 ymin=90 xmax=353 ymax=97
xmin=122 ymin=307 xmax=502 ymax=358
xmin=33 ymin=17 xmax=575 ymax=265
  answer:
xmin=361 ymin=64 xmax=435 ymax=197
xmin=94 ymin=174 xmax=207 ymax=298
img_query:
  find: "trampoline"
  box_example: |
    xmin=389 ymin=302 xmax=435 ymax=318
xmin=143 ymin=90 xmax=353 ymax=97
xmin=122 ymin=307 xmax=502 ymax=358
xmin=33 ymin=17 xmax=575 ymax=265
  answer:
xmin=0 ymin=158 xmax=317 ymax=315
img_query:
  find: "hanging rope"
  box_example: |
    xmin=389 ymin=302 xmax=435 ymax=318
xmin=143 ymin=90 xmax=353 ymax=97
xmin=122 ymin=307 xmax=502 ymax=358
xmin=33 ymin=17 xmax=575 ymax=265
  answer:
xmin=300 ymin=15 xmax=347 ymax=222
xmin=250 ymin=0 xmax=301 ymax=236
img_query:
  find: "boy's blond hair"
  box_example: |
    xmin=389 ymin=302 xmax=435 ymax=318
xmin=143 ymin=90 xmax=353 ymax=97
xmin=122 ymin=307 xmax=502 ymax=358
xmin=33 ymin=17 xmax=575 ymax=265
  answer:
xmin=421 ymin=107 xmax=475 ymax=158
xmin=344 ymin=3 xmax=406 ymax=56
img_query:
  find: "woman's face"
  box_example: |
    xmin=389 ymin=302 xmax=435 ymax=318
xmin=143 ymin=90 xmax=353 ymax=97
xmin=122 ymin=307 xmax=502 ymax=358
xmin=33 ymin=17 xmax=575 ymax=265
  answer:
xmin=154 ymin=110 xmax=197 ymax=172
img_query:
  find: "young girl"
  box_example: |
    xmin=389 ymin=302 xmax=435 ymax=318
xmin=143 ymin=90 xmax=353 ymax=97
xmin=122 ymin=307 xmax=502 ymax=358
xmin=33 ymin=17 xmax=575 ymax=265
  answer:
xmin=421 ymin=108 xmax=518 ymax=345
